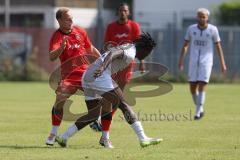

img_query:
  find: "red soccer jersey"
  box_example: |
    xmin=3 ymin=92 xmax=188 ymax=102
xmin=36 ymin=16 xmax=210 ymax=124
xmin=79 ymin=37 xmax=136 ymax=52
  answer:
xmin=49 ymin=26 xmax=92 ymax=81
xmin=104 ymin=20 xmax=140 ymax=46
xmin=104 ymin=20 xmax=141 ymax=83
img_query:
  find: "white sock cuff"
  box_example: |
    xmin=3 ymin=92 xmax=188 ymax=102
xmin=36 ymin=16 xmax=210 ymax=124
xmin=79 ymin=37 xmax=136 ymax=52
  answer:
xmin=51 ymin=125 xmax=59 ymax=135
xmin=62 ymin=124 xmax=78 ymax=140
xmin=131 ymin=121 xmax=143 ymax=131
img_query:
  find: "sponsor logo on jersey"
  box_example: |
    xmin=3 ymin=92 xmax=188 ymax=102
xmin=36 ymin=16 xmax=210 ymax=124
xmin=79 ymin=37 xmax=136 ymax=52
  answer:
xmin=115 ymin=33 xmax=128 ymax=38
xmin=194 ymin=40 xmax=207 ymax=46
xmin=75 ymin=34 xmax=81 ymax=40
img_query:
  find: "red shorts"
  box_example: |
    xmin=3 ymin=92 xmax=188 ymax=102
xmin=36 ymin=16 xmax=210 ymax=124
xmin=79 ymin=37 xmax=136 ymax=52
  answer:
xmin=56 ymin=79 xmax=83 ymax=97
xmin=56 ymin=69 xmax=85 ymax=97
xmin=112 ymin=61 xmax=134 ymax=85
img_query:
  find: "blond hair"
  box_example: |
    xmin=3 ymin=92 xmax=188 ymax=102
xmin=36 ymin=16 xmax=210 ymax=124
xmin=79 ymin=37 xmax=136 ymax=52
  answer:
xmin=56 ymin=7 xmax=70 ymax=20
xmin=197 ymin=8 xmax=210 ymax=16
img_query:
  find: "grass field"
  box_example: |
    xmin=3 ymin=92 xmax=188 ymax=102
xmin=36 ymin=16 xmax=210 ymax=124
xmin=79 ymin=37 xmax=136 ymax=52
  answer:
xmin=0 ymin=82 xmax=239 ymax=160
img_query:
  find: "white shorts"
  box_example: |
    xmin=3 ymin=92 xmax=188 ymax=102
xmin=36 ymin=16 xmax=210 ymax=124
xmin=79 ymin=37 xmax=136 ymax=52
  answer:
xmin=188 ymin=62 xmax=213 ymax=83
xmin=82 ymin=69 xmax=117 ymax=101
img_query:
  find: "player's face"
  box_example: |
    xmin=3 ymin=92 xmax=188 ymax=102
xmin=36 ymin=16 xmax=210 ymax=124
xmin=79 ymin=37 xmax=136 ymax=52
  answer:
xmin=197 ymin=12 xmax=208 ymax=26
xmin=118 ymin=5 xmax=129 ymax=21
xmin=58 ymin=11 xmax=73 ymax=31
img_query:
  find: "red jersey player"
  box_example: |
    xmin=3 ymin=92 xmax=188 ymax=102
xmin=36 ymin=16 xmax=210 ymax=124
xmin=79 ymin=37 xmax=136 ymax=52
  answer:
xmin=46 ymin=7 xmax=101 ymax=146
xmin=95 ymin=3 xmax=144 ymax=148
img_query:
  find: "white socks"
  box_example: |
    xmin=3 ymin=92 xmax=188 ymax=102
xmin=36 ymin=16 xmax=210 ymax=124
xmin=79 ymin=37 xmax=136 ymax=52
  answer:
xmin=62 ymin=124 xmax=78 ymax=140
xmin=50 ymin=125 xmax=59 ymax=135
xmin=102 ymin=131 xmax=110 ymax=140
xmin=131 ymin=121 xmax=148 ymax=141
xmin=196 ymin=91 xmax=206 ymax=117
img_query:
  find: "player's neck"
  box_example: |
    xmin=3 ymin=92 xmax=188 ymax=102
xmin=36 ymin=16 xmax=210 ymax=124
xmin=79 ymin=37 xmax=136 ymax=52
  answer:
xmin=198 ymin=23 xmax=208 ymax=30
xmin=118 ymin=18 xmax=128 ymax=24
xmin=59 ymin=28 xmax=72 ymax=34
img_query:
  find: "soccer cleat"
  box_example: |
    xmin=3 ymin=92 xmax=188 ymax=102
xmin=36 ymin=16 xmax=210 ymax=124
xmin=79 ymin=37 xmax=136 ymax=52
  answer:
xmin=140 ymin=138 xmax=163 ymax=148
xmin=55 ymin=135 xmax=67 ymax=147
xmin=45 ymin=134 xmax=56 ymax=146
xmin=99 ymin=137 xmax=114 ymax=149
xmin=194 ymin=112 xmax=205 ymax=120
xmin=89 ymin=120 xmax=102 ymax=132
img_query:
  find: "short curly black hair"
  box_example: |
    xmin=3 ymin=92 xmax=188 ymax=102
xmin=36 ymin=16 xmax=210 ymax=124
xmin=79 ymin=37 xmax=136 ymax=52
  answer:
xmin=134 ymin=32 xmax=156 ymax=60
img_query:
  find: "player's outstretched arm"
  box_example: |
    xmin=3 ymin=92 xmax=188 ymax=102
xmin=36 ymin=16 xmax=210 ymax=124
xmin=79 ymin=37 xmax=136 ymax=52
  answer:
xmin=178 ymin=40 xmax=189 ymax=71
xmin=94 ymin=49 xmax=124 ymax=78
xmin=215 ymin=42 xmax=227 ymax=73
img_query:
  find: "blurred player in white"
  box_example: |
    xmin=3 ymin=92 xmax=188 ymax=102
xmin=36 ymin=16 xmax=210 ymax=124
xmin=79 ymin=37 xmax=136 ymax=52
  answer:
xmin=178 ymin=8 xmax=227 ymax=120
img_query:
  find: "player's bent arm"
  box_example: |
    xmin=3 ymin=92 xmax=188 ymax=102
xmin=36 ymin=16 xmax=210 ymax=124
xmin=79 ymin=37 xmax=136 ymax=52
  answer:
xmin=49 ymin=37 xmax=66 ymax=61
xmin=94 ymin=49 xmax=124 ymax=78
xmin=178 ymin=40 xmax=189 ymax=70
xmin=215 ymin=42 xmax=227 ymax=73
xmin=49 ymin=46 xmax=65 ymax=61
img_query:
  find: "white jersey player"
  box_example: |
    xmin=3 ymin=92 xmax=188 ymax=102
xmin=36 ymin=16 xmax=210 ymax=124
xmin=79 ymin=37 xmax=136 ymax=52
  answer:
xmin=55 ymin=33 xmax=163 ymax=148
xmin=82 ymin=43 xmax=136 ymax=100
xmin=178 ymin=8 xmax=227 ymax=120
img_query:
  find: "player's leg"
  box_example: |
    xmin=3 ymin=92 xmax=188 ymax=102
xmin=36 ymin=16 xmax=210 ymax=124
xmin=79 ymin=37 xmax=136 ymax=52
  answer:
xmin=100 ymin=80 xmax=125 ymax=140
xmin=102 ymin=87 xmax=163 ymax=148
xmin=56 ymin=98 xmax=103 ymax=147
xmin=46 ymin=81 xmax=77 ymax=145
xmin=55 ymin=89 xmax=116 ymax=147
xmin=100 ymin=68 xmax=130 ymax=140
xmin=194 ymin=63 xmax=212 ymax=120
xmin=189 ymin=82 xmax=198 ymax=106
xmin=194 ymin=81 xmax=207 ymax=120
xmin=98 ymin=99 xmax=115 ymax=148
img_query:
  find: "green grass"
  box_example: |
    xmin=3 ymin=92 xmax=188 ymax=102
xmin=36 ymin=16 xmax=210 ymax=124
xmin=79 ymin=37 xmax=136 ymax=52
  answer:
xmin=0 ymin=82 xmax=239 ymax=160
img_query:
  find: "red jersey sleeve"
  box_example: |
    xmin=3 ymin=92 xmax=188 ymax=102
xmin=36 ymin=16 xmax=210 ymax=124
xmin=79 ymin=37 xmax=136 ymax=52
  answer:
xmin=132 ymin=21 xmax=141 ymax=40
xmin=104 ymin=24 xmax=112 ymax=43
xmin=49 ymin=31 xmax=62 ymax=52
xmin=83 ymin=29 xmax=92 ymax=50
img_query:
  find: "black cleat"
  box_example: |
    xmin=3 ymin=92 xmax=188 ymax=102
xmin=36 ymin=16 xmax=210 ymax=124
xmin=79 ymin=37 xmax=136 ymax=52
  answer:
xmin=89 ymin=120 xmax=102 ymax=132
xmin=194 ymin=112 xmax=205 ymax=120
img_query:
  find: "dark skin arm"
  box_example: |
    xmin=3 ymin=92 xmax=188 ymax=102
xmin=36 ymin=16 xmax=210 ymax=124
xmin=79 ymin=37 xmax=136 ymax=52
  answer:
xmin=94 ymin=49 xmax=124 ymax=78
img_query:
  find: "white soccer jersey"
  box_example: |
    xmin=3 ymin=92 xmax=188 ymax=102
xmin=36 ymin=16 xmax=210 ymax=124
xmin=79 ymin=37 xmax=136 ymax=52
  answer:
xmin=185 ymin=24 xmax=220 ymax=64
xmin=82 ymin=44 xmax=136 ymax=100
xmin=185 ymin=24 xmax=221 ymax=83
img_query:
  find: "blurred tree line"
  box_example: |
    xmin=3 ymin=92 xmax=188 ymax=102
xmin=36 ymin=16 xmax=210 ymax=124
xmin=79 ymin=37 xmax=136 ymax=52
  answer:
xmin=218 ymin=2 xmax=240 ymax=26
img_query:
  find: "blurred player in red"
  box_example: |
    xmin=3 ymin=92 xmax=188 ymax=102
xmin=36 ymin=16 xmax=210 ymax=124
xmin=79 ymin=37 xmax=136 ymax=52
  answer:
xmin=45 ymin=7 xmax=101 ymax=146
xmin=92 ymin=3 xmax=144 ymax=148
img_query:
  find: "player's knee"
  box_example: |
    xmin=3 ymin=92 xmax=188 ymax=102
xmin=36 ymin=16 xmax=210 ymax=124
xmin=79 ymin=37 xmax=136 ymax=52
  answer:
xmin=101 ymin=112 xmax=113 ymax=120
xmin=56 ymin=92 xmax=70 ymax=101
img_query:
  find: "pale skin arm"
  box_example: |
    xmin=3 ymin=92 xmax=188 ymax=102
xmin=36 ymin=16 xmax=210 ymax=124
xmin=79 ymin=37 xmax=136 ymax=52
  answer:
xmin=215 ymin=42 xmax=227 ymax=73
xmin=49 ymin=38 xmax=67 ymax=61
xmin=178 ymin=40 xmax=189 ymax=71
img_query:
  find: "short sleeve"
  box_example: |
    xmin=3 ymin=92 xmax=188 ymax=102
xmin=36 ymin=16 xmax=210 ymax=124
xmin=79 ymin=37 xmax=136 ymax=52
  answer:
xmin=184 ymin=27 xmax=191 ymax=41
xmin=212 ymin=26 xmax=221 ymax=43
xmin=49 ymin=32 xmax=62 ymax=52
xmin=132 ymin=22 xmax=141 ymax=40
xmin=83 ymin=29 xmax=92 ymax=49
xmin=104 ymin=24 xmax=112 ymax=43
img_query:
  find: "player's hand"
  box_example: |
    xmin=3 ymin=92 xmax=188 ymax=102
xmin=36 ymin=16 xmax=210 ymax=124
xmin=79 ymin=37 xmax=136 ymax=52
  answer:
xmin=178 ymin=61 xmax=184 ymax=71
xmin=221 ymin=64 xmax=227 ymax=74
xmin=61 ymin=37 xmax=67 ymax=50
xmin=94 ymin=66 xmax=104 ymax=78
